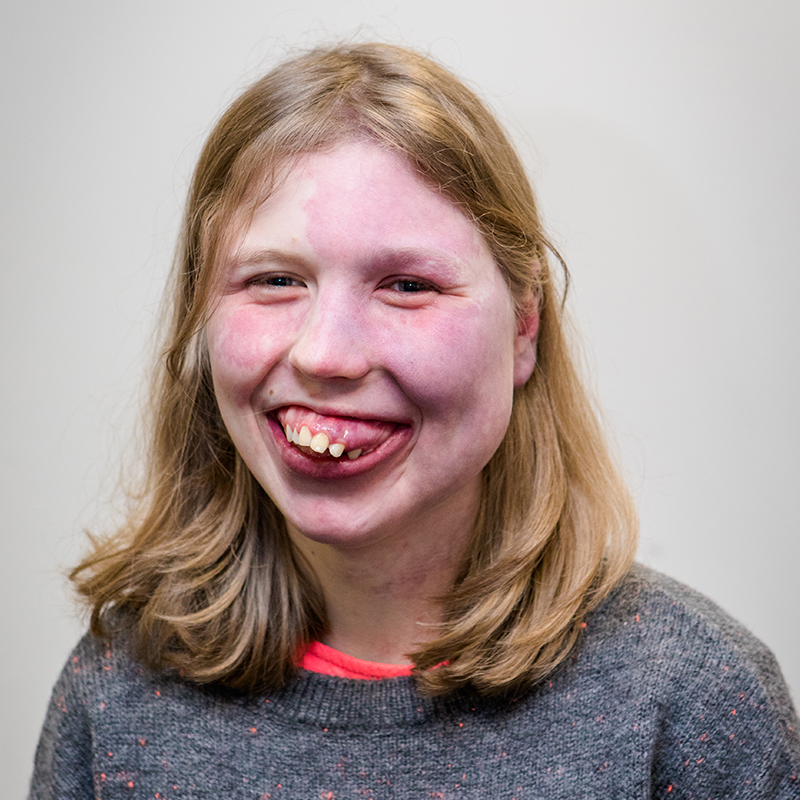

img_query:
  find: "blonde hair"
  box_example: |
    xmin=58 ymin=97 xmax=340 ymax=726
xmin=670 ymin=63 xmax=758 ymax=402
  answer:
xmin=72 ymin=42 xmax=638 ymax=696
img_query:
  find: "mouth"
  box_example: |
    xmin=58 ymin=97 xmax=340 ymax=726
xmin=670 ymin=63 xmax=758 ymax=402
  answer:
xmin=268 ymin=405 xmax=411 ymax=473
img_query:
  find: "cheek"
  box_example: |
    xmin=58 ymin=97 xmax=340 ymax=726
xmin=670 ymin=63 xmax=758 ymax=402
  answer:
xmin=389 ymin=306 xmax=515 ymax=415
xmin=207 ymin=307 xmax=284 ymax=398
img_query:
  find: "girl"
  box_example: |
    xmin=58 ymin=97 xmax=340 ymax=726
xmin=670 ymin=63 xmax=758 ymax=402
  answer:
xmin=30 ymin=42 xmax=800 ymax=799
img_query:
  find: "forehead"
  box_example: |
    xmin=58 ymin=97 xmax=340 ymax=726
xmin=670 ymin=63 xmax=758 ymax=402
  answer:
xmin=229 ymin=142 xmax=489 ymax=268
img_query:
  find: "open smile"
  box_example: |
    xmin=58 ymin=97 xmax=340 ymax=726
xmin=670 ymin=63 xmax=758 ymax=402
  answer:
xmin=266 ymin=406 xmax=413 ymax=478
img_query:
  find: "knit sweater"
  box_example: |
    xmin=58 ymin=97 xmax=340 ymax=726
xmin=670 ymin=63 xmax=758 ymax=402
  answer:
xmin=29 ymin=566 xmax=800 ymax=799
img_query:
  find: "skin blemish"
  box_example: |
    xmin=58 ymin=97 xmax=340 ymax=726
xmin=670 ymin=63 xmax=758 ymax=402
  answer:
xmin=302 ymin=146 xmax=477 ymax=264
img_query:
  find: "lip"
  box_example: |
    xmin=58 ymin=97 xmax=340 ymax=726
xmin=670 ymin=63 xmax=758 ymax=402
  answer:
xmin=264 ymin=410 xmax=414 ymax=480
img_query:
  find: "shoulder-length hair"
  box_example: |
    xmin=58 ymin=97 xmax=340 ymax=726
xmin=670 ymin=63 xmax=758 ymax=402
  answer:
xmin=72 ymin=41 xmax=638 ymax=696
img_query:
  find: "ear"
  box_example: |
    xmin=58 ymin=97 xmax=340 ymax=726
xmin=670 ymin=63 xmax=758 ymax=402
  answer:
xmin=513 ymin=306 xmax=539 ymax=387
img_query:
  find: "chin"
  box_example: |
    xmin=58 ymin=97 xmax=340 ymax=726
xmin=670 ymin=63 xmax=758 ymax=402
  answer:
xmin=282 ymin=500 xmax=397 ymax=547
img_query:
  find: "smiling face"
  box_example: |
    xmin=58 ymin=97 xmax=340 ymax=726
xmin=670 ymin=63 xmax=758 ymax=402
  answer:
xmin=206 ymin=141 xmax=537 ymax=550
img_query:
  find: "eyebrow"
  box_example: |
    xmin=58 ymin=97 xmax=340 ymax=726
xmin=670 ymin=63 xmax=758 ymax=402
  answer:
xmin=227 ymin=248 xmax=308 ymax=271
xmin=367 ymin=248 xmax=464 ymax=283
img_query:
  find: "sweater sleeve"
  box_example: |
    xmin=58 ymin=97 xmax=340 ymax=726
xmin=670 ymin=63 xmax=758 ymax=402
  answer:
xmin=639 ymin=579 xmax=800 ymax=799
xmin=28 ymin=642 xmax=96 ymax=800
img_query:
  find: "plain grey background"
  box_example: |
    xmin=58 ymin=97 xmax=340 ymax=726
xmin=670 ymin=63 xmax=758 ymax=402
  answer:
xmin=3 ymin=2 xmax=798 ymax=795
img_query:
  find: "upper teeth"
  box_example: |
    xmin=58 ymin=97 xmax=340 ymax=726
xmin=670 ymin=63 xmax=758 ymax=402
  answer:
xmin=284 ymin=424 xmax=362 ymax=460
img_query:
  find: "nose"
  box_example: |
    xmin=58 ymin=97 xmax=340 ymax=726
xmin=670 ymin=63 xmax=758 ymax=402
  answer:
xmin=287 ymin=289 xmax=371 ymax=382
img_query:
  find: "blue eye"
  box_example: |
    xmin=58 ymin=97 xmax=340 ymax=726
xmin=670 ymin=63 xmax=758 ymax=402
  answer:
xmin=247 ymin=274 xmax=304 ymax=288
xmin=390 ymin=279 xmax=434 ymax=293
xmin=264 ymin=275 xmax=301 ymax=287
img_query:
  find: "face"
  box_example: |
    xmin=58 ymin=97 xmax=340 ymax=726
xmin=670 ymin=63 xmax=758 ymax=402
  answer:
xmin=206 ymin=141 xmax=537 ymax=549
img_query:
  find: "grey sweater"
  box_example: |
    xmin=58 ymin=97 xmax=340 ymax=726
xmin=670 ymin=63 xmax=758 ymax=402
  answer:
xmin=29 ymin=566 xmax=800 ymax=799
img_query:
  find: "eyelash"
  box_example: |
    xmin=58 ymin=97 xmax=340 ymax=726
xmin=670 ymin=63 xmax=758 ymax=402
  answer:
xmin=381 ymin=278 xmax=438 ymax=293
xmin=245 ymin=274 xmax=305 ymax=289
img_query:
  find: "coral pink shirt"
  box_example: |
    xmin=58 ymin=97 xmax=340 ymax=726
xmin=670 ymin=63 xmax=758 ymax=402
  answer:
xmin=299 ymin=641 xmax=414 ymax=680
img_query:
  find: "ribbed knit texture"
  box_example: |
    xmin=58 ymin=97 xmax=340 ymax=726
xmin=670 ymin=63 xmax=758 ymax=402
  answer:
xmin=29 ymin=565 xmax=800 ymax=799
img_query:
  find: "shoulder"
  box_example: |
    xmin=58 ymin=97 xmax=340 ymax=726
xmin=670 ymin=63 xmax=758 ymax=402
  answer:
xmin=575 ymin=564 xmax=800 ymax=794
xmin=587 ymin=564 xmax=789 ymax=691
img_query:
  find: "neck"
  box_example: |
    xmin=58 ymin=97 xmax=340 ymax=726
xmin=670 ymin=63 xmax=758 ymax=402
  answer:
xmin=288 ymin=491 xmax=478 ymax=665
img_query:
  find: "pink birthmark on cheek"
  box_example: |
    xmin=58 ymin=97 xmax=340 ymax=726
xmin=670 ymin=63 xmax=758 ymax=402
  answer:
xmin=210 ymin=307 xmax=269 ymax=371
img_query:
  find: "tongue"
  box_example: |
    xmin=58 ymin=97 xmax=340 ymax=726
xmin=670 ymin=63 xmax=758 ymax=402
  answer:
xmin=276 ymin=406 xmax=398 ymax=452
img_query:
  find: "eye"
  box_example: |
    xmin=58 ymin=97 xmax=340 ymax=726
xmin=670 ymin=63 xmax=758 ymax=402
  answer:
xmin=377 ymin=276 xmax=441 ymax=309
xmin=382 ymin=277 xmax=437 ymax=293
xmin=240 ymin=272 xmax=307 ymax=304
xmin=246 ymin=273 xmax=305 ymax=289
